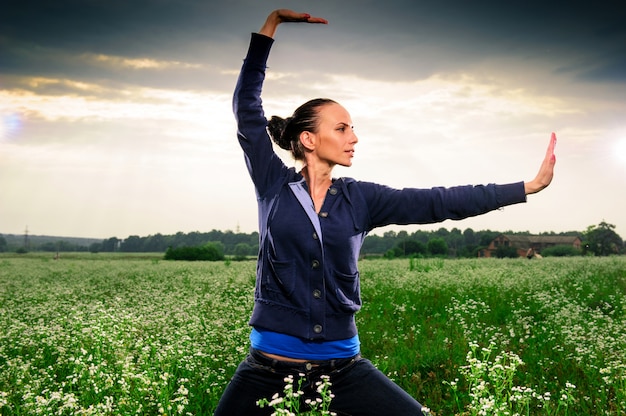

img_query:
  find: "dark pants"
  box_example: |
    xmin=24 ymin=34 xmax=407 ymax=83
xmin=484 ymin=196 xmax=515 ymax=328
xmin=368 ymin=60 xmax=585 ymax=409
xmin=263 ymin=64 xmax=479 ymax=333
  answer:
xmin=213 ymin=348 xmax=425 ymax=416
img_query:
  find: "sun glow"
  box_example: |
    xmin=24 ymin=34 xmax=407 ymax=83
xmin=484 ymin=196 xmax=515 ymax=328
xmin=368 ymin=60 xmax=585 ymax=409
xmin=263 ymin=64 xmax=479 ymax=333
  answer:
xmin=615 ymin=137 xmax=626 ymax=164
xmin=0 ymin=113 xmax=22 ymax=142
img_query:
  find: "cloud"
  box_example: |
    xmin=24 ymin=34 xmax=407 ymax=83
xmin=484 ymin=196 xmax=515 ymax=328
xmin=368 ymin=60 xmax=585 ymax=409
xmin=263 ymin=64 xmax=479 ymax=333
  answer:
xmin=576 ymin=54 xmax=626 ymax=83
xmin=3 ymin=0 xmax=625 ymax=96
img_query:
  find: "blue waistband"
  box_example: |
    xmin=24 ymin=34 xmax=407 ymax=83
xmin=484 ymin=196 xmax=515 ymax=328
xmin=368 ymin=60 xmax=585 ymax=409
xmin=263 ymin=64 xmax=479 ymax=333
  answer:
xmin=250 ymin=327 xmax=360 ymax=360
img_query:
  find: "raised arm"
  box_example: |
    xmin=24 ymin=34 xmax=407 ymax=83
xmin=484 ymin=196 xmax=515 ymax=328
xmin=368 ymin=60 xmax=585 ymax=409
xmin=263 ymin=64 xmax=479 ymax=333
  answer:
xmin=524 ymin=132 xmax=557 ymax=195
xmin=233 ymin=10 xmax=328 ymax=196
xmin=259 ymin=9 xmax=328 ymax=39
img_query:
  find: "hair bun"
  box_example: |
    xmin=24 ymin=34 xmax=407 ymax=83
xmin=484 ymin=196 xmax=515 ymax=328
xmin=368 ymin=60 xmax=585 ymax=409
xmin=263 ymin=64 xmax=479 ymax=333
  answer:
xmin=268 ymin=116 xmax=293 ymax=151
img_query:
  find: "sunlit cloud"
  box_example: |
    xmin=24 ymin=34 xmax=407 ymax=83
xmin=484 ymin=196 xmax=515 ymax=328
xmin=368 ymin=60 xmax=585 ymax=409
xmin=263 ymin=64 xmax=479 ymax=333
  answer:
xmin=88 ymin=53 xmax=204 ymax=70
xmin=1 ymin=78 xmax=230 ymax=128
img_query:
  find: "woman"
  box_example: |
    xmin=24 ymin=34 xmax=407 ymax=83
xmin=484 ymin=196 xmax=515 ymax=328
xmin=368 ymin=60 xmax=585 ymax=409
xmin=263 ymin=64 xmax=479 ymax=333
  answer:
xmin=214 ymin=9 xmax=556 ymax=416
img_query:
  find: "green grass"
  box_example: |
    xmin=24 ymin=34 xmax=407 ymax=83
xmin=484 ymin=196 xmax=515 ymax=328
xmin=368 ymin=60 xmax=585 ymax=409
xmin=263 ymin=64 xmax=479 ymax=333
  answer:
xmin=0 ymin=254 xmax=624 ymax=415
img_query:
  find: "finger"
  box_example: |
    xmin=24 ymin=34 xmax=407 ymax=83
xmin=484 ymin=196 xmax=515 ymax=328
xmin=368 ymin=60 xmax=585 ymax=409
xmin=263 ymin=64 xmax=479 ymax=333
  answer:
xmin=291 ymin=15 xmax=328 ymax=24
xmin=306 ymin=17 xmax=329 ymax=24
xmin=544 ymin=132 xmax=556 ymax=164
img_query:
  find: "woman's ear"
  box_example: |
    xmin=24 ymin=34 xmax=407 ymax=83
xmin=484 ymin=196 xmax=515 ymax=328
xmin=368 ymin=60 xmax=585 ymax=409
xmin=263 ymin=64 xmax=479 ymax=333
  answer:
xmin=300 ymin=131 xmax=315 ymax=151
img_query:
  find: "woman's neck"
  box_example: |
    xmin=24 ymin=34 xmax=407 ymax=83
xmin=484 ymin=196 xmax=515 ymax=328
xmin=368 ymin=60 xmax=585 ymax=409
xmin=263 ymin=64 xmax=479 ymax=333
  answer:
xmin=300 ymin=164 xmax=333 ymax=213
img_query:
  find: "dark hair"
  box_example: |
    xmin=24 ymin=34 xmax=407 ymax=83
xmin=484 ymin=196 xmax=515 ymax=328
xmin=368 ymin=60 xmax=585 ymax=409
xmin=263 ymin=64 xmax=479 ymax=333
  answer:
xmin=267 ymin=98 xmax=337 ymax=160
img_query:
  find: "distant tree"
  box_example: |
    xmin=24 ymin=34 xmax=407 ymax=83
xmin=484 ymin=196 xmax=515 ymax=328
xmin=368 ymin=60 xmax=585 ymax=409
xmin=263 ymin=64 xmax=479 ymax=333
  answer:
xmin=209 ymin=241 xmax=225 ymax=257
xmin=120 ymin=235 xmax=144 ymax=252
xmin=233 ymin=243 xmax=252 ymax=260
xmin=479 ymin=230 xmax=500 ymax=247
xmin=457 ymin=228 xmax=480 ymax=257
xmin=0 ymin=235 xmax=7 ymax=252
xmin=541 ymin=245 xmax=582 ymax=257
xmin=393 ymin=239 xmax=427 ymax=257
xmin=203 ymin=242 xmax=225 ymax=260
xmin=362 ymin=234 xmax=395 ymax=255
xmin=144 ymin=233 xmax=167 ymax=252
xmin=57 ymin=241 xmax=78 ymax=251
xmin=101 ymin=237 xmax=120 ymax=252
xmin=383 ymin=230 xmax=397 ymax=239
xmin=427 ymin=238 xmax=448 ymax=256
xmin=39 ymin=242 xmax=58 ymax=252
xmin=410 ymin=230 xmax=430 ymax=244
xmin=190 ymin=233 xmax=201 ymax=247
xmin=583 ymin=221 xmax=624 ymax=256
xmin=164 ymin=242 xmax=224 ymax=261
xmin=446 ymin=228 xmax=464 ymax=256
xmin=463 ymin=228 xmax=477 ymax=246
xmin=405 ymin=240 xmax=427 ymax=256
xmin=89 ymin=242 xmax=101 ymax=253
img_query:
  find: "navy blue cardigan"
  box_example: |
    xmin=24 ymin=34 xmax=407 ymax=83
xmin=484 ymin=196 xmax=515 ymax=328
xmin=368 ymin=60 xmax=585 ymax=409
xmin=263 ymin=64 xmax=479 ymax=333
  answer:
xmin=233 ymin=33 xmax=526 ymax=341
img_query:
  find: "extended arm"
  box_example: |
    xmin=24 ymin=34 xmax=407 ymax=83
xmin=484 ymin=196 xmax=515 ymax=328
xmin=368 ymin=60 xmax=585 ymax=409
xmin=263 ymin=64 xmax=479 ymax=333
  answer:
xmin=360 ymin=133 xmax=557 ymax=228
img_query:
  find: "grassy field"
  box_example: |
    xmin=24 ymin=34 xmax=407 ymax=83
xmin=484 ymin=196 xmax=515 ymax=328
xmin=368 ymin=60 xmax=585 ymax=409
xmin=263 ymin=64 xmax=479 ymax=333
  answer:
xmin=0 ymin=253 xmax=624 ymax=415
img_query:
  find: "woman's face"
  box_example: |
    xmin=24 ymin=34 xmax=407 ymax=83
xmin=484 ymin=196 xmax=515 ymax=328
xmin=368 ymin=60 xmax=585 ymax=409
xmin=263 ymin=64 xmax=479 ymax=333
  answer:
xmin=307 ymin=103 xmax=358 ymax=167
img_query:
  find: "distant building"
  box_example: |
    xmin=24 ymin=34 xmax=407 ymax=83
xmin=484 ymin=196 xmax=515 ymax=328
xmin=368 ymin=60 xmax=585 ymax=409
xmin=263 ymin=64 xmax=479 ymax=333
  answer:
xmin=478 ymin=234 xmax=582 ymax=258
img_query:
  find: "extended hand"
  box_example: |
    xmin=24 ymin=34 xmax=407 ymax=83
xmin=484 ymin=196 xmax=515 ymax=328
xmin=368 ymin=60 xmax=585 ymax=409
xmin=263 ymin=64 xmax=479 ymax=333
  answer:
xmin=260 ymin=9 xmax=328 ymax=38
xmin=524 ymin=132 xmax=557 ymax=195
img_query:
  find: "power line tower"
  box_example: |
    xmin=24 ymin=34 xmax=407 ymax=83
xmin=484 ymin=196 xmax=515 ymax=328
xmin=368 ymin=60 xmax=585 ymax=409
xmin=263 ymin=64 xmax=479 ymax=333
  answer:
xmin=24 ymin=225 xmax=30 ymax=250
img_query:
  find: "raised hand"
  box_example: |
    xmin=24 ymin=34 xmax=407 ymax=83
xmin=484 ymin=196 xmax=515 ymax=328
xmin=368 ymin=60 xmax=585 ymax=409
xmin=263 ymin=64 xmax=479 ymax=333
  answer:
xmin=524 ymin=132 xmax=557 ymax=195
xmin=260 ymin=9 xmax=328 ymax=38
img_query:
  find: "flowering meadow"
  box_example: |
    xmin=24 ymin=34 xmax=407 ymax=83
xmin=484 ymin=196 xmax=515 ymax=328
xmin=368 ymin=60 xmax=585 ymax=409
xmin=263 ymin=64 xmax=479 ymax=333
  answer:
xmin=0 ymin=253 xmax=624 ymax=415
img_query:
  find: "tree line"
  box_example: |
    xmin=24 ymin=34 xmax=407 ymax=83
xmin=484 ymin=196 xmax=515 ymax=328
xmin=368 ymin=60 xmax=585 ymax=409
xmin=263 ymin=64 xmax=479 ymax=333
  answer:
xmin=1 ymin=221 xmax=623 ymax=258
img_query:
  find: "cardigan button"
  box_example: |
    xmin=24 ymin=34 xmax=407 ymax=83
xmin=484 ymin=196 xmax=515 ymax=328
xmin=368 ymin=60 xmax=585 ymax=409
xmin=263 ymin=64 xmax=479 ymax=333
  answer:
xmin=319 ymin=212 xmax=328 ymax=218
xmin=311 ymin=260 xmax=320 ymax=269
xmin=313 ymin=324 xmax=323 ymax=334
xmin=329 ymin=187 xmax=338 ymax=195
xmin=313 ymin=289 xmax=322 ymax=299
xmin=312 ymin=232 xmax=318 ymax=240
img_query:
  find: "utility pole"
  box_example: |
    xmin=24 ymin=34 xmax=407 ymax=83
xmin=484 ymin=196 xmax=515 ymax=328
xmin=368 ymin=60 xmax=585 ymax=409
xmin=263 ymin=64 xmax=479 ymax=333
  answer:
xmin=24 ymin=225 xmax=30 ymax=250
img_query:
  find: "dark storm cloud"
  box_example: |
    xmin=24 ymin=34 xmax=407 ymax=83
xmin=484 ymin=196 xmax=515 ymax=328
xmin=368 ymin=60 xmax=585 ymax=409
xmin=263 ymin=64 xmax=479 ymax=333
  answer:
xmin=1 ymin=0 xmax=625 ymax=90
xmin=1 ymin=0 xmax=253 ymax=92
xmin=1 ymin=0 xmax=241 ymax=56
xmin=304 ymin=0 xmax=626 ymax=83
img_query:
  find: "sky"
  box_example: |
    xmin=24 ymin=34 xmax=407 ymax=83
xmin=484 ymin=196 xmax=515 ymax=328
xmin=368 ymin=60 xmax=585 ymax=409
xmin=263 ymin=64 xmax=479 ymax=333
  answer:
xmin=1 ymin=0 xmax=625 ymax=240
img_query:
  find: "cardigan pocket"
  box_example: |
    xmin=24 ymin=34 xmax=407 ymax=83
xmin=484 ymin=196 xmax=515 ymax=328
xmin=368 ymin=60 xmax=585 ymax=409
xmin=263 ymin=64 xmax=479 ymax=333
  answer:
xmin=331 ymin=270 xmax=362 ymax=313
xmin=265 ymin=256 xmax=296 ymax=298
